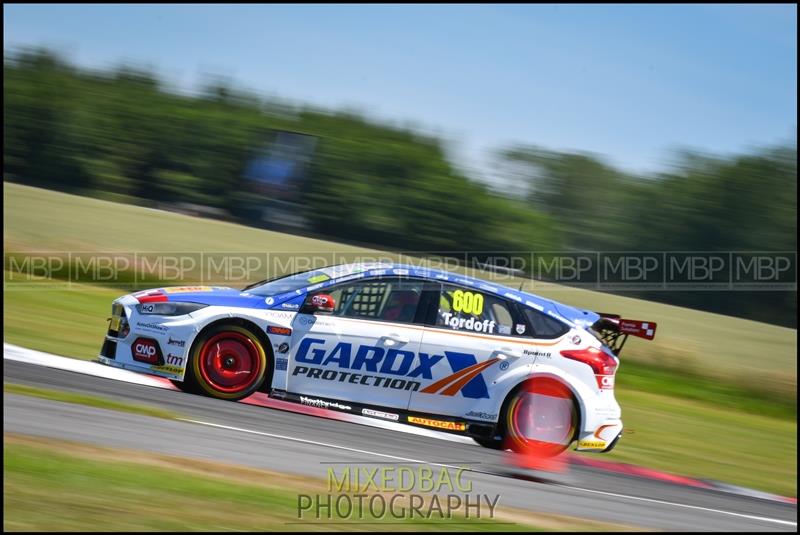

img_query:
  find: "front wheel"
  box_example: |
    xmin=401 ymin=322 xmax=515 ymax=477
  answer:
xmin=184 ymin=324 xmax=269 ymax=401
xmin=499 ymin=378 xmax=578 ymax=456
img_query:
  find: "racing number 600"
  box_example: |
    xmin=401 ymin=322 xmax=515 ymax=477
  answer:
xmin=452 ymin=290 xmax=484 ymax=315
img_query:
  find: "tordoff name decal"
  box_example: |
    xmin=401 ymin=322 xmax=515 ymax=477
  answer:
xmin=293 ymin=338 xmax=497 ymax=398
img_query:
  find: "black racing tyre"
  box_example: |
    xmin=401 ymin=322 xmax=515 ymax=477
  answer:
xmin=183 ymin=324 xmax=269 ymax=401
xmin=472 ymin=434 xmax=507 ymax=450
xmin=169 ymin=379 xmax=200 ymax=394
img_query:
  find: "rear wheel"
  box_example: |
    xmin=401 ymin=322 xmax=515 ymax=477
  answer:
xmin=184 ymin=324 xmax=269 ymax=401
xmin=500 ymin=378 xmax=578 ymax=456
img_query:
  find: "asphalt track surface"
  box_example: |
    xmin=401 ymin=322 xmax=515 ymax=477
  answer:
xmin=4 ymin=359 xmax=797 ymax=531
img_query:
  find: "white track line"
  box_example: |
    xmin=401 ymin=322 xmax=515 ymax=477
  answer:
xmin=555 ymin=485 xmax=797 ymax=528
xmin=178 ymin=418 xmax=464 ymax=469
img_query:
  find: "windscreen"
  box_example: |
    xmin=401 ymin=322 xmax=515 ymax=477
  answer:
xmin=244 ymin=269 xmax=331 ymax=297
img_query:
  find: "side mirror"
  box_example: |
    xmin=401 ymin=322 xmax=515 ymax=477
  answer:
xmin=301 ymin=293 xmax=336 ymax=314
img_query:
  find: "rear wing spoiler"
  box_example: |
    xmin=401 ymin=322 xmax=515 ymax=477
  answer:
xmin=592 ymin=313 xmax=657 ymax=356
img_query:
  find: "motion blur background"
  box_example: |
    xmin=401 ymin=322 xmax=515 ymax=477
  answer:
xmin=4 ymin=3 xmax=797 ymax=325
xmin=3 ymin=4 xmax=798 ymax=524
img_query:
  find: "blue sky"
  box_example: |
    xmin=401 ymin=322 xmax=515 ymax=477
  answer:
xmin=4 ymin=4 xmax=797 ymax=184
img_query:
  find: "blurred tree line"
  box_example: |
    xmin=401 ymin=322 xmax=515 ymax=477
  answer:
xmin=4 ymin=49 xmax=796 ymax=325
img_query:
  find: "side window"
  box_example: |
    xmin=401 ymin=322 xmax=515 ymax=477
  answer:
xmin=523 ymin=308 xmax=570 ymax=339
xmin=319 ymin=278 xmax=425 ymax=324
xmin=436 ymin=285 xmax=517 ymax=336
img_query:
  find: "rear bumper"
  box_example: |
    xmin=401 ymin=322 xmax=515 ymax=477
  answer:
xmin=575 ymin=419 xmax=623 ymax=452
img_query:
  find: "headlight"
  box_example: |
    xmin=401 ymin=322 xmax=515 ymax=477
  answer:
xmin=136 ymin=302 xmax=207 ymax=316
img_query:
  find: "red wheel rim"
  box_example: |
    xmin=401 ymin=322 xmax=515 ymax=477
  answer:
xmin=509 ymin=379 xmax=575 ymax=456
xmin=198 ymin=331 xmax=262 ymax=393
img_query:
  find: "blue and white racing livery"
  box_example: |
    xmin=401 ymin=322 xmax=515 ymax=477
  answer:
xmin=98 ymin=262 xmax=657 ymax=453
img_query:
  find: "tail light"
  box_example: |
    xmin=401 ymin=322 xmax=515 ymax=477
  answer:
xmin=560 ymin=347 xmax=618 ymax=390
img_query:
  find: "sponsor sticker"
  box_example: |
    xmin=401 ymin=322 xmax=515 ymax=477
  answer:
xmin=264 ymin=311 xmax=295 ymax=321
xmin=311 ymin=294 xmax=333 ymax=307
xmin=167 ymin=353 xmax=183 ymax=366
xmin=167 ymin=337 xmax=186 ymax=347
xmin=515 ymin=324 xmax=526 ymax=335
xmin=523 ymin=349 xmax=552 ymax=358
xmin=578 ymin=439 xmax=607 ymax=449
xmin=275 ymin=357 xmax=289 ymax=370
xmin=277 ymin=343 xmax=290 ymax=354
xmin=407 ymin=416 xmax=466 ymax=432
xmin=619 ymin=319 xmax=657 ymax=340
xmin=300 ymin=396 xmax=352 ymax=411
xmin=298 ymin=315 xmax=316 ymax=326
xmin=135 ymin=321 xmax=168 ymax=333
xmin=361 ymin=408 xmax=400 ymax=421
xmin=293 ymin=338 xmax=497 ymax=399
xmin=132 ymin=337 xmax=161 ymax=364
xmin=598 ymin=375 xmax=615 ymax=389
xmin=165 ymin=353 xmax=184 ymax=366
xmin=267 ymin=325 xmax=292 ymax=336
xmin=152 ymin=364 xmax=183 ymax=375
xmin=465 ymin=411 xmax=498 ymax=420
xmin=164 ymin=286 xmax=212 ymax=294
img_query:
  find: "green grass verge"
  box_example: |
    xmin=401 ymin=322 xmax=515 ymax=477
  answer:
xmin=4 ymin=278 xmax=121 ymax=360
xmin=607 ymin=388 xmax=797 ymax=497
xmin=5 ymin=439 xmax=580 ymax=532
xmin=4 ymin=383 xmax=180 ymax=420
xmin=617 ymin=360 xmax=795 ymax=421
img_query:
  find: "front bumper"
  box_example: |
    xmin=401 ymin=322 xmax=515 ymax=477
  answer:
xmin=98 ymin=299 xmax=197 ymax=381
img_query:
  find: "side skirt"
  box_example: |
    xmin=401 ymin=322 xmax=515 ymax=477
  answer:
xmin=271 ymin=389 xmax=497 ymax=439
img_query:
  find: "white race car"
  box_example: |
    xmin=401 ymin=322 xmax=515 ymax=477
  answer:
xmin=98 ymin=262 xmax=656 ymax=453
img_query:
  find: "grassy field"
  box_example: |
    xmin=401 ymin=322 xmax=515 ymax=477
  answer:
xmin=3 ymin=182 xmax=797 ymax=495
xmin=613 ymin=388 xmax=796 ymax=495
xmin=4 ymin=435 xmax=629 ymax=531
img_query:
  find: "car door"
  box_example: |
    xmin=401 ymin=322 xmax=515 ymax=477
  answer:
xmin=408 ymin=283 xmax=533 ymax=420
xmin=287 ymin=276 xmax=428 ymax=410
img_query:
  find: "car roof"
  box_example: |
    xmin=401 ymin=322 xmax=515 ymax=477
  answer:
xmin=317 ymin=262 xmax=598 ymax=328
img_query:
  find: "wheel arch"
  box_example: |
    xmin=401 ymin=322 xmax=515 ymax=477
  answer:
xmin=189 ymin=316 xmax=275 ymax=393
